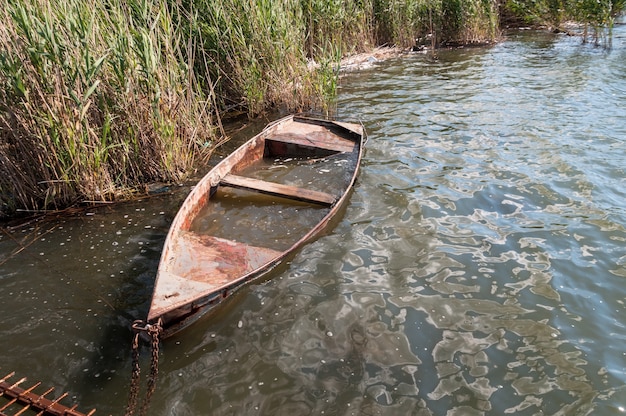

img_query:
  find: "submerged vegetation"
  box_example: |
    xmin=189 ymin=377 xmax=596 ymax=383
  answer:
xmin=0 ymin=0 xmax=622 ymax=217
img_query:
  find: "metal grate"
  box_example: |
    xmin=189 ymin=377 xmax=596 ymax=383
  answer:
xmin=0 ymin=372 xmax=95 ymax=416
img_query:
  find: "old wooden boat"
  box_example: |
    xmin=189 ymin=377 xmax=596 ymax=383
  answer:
xmin=147 ymin=115 xmax=365 ymax=337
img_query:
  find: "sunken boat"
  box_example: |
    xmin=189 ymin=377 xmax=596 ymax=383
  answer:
xmin=147 ymin=115 xmax=365 ymax=337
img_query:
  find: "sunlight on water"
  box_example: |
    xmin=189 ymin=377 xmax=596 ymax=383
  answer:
xmin=1 ymin=29 xmax=626 ymax=415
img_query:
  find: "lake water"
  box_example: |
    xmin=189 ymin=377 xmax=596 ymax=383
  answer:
xmin=1 ymin=27 xmax=625 ymax=415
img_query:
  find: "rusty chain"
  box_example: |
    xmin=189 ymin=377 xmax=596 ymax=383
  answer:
xmin=125 ymin=319 xmax=162 ymax=416
xmin=124 ymin=329 xmax=142 ymax=416
xmin=139 ymin=321 xmax=162 ymax=416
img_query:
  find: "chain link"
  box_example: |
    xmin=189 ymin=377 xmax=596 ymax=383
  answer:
xmin=139 ymin=319 xmax=162 ymax=416
xmin=124 ymin=329 xmax=142 ymax=416
xmin=125 ymin=319 xmax=162 ymax=416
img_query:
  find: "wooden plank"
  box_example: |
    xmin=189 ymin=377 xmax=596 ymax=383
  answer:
xmin=267 ymin=133 xmax=355 ymax=153
xmin=148 ymin=232 xmax=283 ymax=321
xmin=220 ymin=174 xmax=336 ymax=206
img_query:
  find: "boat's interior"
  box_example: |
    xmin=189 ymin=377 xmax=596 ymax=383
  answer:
xmin=190 ymin=125 xmax=359 ymax=251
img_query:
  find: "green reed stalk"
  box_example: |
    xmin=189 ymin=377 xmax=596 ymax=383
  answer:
xmin=0 ymin=0 xmax=215 ymax=216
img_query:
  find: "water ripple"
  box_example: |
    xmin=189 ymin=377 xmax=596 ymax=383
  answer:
xmin=2 ymin=28 xmax=626 ymax=415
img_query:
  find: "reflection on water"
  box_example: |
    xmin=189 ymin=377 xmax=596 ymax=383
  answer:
xmin=2 ymin=29 xmax=626 ymax=415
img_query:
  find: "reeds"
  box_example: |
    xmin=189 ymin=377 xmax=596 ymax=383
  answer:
xmin=198 ymin=0 xmax=311 ymax=115
xmin=574 ymin=0 xmax=624 ymax=45
xmin=188 ymin=0 xmax=501 ymax=116
xmin=502 ymin=0 xmax=625 ymax=44
xmin=0 ymin=0 xmax=215 ymax=216
xmin=371 ymin=0 xmax=500 ymax=49
xmin=0 ymin=0 xmax=503 ymax=217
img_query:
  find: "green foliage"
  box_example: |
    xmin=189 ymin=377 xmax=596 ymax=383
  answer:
xmin=370 ymin=0 xmax=499 ymax=48
xmin=503 ymin=0 xmax=625 ymax=36
xmin=197 ymin=0 xmax=310 ymax=115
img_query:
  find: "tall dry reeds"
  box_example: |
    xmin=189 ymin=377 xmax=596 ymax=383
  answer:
xmin=0 ymin=0 xmax=503 ymax=217
xmin=189 ymin=0 xmax=376 ymax=116
xmin=0 ymin=0 xmax=215 ymax=216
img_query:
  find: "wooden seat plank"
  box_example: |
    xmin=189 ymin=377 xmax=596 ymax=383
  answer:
xmin=267 ymin=133 xmax=355 ymax=153
xmin=220 ymin=174 xmax=336 ymax=206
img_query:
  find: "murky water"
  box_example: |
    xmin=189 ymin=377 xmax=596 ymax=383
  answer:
xmin=2 ymin=28 xmax=626 ymax=415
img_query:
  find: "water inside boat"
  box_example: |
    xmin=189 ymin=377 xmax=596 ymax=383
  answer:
xmin=190 ymin=151 xmax=357 ymax=251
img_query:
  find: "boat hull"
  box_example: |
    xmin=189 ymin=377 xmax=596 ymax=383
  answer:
xmin=147 ymin=115 xmax=365 ymax=337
